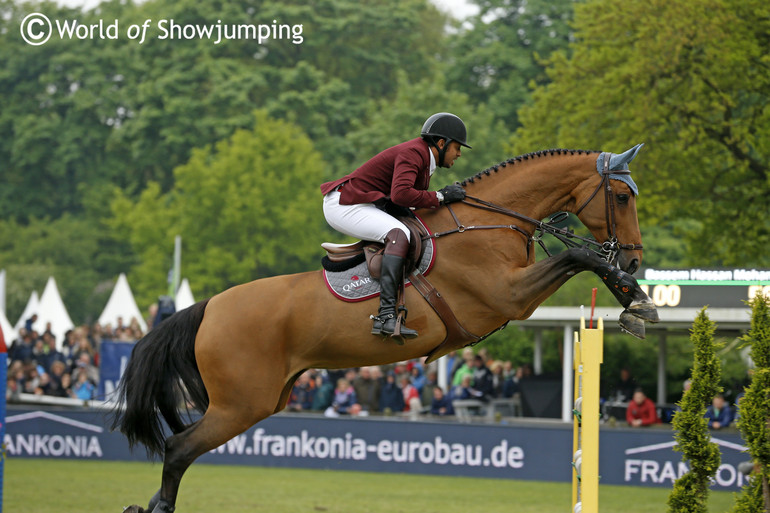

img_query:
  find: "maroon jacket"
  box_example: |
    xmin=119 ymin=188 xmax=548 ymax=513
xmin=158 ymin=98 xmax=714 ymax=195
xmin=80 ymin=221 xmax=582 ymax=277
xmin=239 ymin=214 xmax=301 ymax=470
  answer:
xmin=320 ymin=138 xmax=440 ymax=209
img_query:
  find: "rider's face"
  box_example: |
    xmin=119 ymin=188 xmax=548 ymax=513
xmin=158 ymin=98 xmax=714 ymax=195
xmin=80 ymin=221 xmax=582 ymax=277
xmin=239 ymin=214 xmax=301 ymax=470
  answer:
xmin=438 ymin=140 xmax=462 ymax=168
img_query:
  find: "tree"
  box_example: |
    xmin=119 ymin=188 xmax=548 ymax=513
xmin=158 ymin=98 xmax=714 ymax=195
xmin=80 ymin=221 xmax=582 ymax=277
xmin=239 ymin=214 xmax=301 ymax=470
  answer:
xmin=0 ymin=214 xmax=132 ymax=323
xmin=1 ymin=0 xmax=458 ymax=319
xmin=447 ymin=0 xmax=579 ymax=130
xmin=109 ymin=111 xmax=327 ymax=307
xmin=0 ymin=0 xmax=137 ymax=220
xmin=668 ymin=307 xmax=722 ymax=513
xmin=0 ymin=0 xmax=450 ymax=221
xmin=511 ymin=0 xmax=770 ymax=267
xmin=258 ymin=0 xmax=448 ymax=98
xmin=733 ymin=294 xmax=770 ymax=512
xmin=344 ymin=72 xmax=511 ymax=186
xmin=109 ymin=0 xmax=450 ymax=192
xmin=262 ymin=62 xmax=366 ymax=174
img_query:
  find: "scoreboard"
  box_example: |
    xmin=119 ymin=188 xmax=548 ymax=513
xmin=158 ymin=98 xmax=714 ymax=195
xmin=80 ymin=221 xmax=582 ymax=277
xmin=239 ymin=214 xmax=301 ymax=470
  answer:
xmin=638 ymin=268 xmax=770 ymax=309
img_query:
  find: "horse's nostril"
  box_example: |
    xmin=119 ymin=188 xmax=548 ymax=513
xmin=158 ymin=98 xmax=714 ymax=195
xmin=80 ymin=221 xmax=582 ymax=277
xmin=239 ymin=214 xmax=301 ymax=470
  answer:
xmin=627 ymin=259 xmax=639 ymax=275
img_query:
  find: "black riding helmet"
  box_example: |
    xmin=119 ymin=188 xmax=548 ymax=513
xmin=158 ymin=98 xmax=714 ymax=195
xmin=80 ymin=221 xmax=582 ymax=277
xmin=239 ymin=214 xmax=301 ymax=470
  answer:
xmin=420 ymin=112 xmax=471 ymax=167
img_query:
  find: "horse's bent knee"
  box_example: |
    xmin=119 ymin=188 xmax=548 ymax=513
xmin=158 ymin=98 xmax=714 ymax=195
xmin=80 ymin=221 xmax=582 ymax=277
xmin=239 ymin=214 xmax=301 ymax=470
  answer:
xmin=565 ymin=247 xmax=601 ymax=270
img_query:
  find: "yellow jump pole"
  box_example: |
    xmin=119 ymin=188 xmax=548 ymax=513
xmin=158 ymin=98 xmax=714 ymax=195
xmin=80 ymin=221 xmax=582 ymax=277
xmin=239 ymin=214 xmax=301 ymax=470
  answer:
xmin=572 ymin=316 xmax=604 ymax=513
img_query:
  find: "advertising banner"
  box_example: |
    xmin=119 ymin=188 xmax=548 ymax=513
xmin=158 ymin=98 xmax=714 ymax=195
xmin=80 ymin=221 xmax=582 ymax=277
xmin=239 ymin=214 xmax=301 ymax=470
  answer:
xmin=4 ymin=408 xmax=749 ymax=490
xmin=97 ymin=341 xmax=134 ymax=400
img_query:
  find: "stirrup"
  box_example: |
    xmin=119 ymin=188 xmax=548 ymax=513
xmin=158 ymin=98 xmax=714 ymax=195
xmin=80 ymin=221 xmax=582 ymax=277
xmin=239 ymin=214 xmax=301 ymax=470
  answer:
xmin=392 ymin=306 xmax=417 ymax=340
xmin=370 ymin=313 xmax=417 ymax=343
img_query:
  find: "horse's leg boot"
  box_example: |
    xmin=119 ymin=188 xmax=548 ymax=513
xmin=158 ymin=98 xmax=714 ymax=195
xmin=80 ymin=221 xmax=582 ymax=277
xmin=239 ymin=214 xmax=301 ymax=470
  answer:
xmin=150 ymin=499 xmax=175 ymax=513
xmin=145 ymin=489 xmax=161 ymax=512
xmin=594 ymin=262 xmax=639 ymax=309
xmin=371 ymin=229 xmax=418 ymax=340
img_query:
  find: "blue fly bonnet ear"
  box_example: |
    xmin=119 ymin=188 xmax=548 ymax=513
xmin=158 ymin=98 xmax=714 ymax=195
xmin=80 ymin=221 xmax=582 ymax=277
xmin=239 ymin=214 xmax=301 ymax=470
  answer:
xmin=595 ymin=143 xmax=643 ymax=196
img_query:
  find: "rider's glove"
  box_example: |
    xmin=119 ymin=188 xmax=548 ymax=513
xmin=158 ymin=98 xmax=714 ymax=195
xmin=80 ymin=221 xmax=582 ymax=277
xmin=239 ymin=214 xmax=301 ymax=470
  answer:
xmin=437 ymin=184 xmax=466 ymax=204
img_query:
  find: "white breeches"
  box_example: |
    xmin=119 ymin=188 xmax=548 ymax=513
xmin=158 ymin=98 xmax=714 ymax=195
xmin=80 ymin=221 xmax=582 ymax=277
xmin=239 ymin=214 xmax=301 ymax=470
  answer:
xmin=323 ymin=190 xmax=410 ymax=243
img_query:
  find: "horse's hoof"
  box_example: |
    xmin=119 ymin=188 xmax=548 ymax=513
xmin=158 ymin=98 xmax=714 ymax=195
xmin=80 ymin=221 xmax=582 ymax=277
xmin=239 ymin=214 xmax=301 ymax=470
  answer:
xmin=122 ymin=506 xmax=144 ymax=513
xmin=619 ymin=310 xmax=646 ymax=339
xmin=627 ymin=300 xmax=659 ymax=323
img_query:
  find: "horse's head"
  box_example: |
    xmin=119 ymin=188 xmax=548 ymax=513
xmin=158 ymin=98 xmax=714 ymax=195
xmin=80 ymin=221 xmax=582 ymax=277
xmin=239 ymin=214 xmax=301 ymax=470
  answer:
xmin=575 ymin=144 xmax=644 ymax=275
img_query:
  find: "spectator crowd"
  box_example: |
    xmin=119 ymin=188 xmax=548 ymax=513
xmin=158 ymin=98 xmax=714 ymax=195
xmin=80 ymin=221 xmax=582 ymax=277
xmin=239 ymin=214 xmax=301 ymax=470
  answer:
xmin=7 ymin=318 xmax=527 ymax=419
xmin=287 ymin=347 xmax=527 ymax=419
xmin=5 ymin=313 xmax=749 ymax=429
xmin=6 ymin=314 xmax=145 ymax=401
xmin=615 ymin=370 xmax=743 ymax=431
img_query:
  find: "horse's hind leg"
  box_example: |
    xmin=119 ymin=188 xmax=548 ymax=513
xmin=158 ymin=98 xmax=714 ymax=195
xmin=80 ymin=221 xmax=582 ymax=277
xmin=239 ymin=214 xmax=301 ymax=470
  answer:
xmin=149 ymin=405 xmax=270 ymax=513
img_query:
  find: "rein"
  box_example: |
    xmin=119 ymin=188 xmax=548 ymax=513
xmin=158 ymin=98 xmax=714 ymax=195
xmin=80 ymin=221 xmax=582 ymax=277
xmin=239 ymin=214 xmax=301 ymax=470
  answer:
xmin=425 ymin=152 xmax=643 ymax=263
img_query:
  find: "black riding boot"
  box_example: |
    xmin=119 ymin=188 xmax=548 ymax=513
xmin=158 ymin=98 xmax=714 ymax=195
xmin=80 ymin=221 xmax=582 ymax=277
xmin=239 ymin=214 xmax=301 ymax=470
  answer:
xmin=371 ymin=229 xmax=418 ymax=340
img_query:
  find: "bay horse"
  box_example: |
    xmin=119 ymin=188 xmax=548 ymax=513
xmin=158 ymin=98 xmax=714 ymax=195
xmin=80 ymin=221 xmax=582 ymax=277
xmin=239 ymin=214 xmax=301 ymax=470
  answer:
xmin=114 ymin=145 xmax=658 ymax=513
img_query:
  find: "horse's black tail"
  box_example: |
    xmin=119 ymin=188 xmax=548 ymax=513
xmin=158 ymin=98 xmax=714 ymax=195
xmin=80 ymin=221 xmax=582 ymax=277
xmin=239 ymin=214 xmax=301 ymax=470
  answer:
xmin=110 ymin=298 xmax=211 ymax=459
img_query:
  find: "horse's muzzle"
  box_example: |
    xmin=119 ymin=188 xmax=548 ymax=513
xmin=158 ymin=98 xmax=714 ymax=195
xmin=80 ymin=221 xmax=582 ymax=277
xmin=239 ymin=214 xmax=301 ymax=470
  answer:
xmin=622 ymin=257 xmax=640 ymax=275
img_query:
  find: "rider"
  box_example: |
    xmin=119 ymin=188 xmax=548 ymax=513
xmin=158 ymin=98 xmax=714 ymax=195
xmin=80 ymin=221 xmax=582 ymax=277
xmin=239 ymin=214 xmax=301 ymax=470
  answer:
xmin=320 ymin=113 xmax=470 ymax=340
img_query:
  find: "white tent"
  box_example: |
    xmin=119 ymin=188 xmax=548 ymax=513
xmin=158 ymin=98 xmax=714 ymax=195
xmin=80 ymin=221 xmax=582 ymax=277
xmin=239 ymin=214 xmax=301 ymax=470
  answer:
xmin=0 ymin=308 xmax=13 ymax=344
xmin=14 ymin=290 xmax=40 ymax=336
xmin=98 ymin=273 xmax=147 ymax=334
xmin=175 ymin=278 xmax=195 ymax=311
xmin=36 ymin=277 xmax=75 ymax=350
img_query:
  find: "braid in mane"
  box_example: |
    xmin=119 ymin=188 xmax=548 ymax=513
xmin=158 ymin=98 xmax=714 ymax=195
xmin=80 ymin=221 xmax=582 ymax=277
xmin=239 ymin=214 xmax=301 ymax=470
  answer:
xmin=459 ymin=148 xmax=601 ymax=186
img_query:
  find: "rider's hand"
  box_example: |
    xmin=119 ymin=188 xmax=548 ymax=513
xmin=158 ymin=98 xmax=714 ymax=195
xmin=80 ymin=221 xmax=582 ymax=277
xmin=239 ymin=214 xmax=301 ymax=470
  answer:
xmin=438 ymin=184 xmax=466 ymax=204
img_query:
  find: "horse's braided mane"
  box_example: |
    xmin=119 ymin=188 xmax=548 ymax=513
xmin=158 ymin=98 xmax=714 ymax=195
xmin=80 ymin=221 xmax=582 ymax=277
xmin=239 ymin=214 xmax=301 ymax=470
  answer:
xmin=459 ymin=148 xmax=601 ymax=187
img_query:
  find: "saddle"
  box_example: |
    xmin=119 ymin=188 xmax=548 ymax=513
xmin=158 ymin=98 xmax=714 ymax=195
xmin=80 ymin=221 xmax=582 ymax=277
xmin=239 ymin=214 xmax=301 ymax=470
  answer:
xmin=320 ymin=213 xmax=484 ymax=363
xmin=321 ymin=215 xmax=429 ymax=278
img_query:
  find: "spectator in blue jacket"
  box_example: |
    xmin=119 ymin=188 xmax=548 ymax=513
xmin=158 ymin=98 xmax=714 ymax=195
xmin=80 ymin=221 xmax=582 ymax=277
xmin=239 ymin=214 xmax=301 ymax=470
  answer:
xmin=324 ymin=378 xmax=357 ymax=417
xmin=705 ymin=394 xmax=733 ymax=430
xmin=379 ymin=372 xmax=405 ymax=413
xmin=24 ymin=314 xmax=38 ymax=333
xmin=450 ymin=374 xmax=482 ymax=401
xmin=430 ymin=387 xmax=454 ymax=416
xmin=8 ymin=330 xmax=34 ymax=364
xmin=410 ymin=364 xmax=426 ymax=394
xmin=71 ymin=368 xmax=95 ymax=400
xmin=287 ymin=371 xmax=316 ymax=412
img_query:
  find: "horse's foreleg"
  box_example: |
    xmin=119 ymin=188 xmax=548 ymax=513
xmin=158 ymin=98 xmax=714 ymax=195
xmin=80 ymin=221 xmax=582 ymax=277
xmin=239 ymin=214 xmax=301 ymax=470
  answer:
xmin=573 ymin=250 xmax=658 ymax=337
xmin=504 ymin=248 xmax=657 ymax=336
xmin=505 ymin=249 xmax=591 ymax=319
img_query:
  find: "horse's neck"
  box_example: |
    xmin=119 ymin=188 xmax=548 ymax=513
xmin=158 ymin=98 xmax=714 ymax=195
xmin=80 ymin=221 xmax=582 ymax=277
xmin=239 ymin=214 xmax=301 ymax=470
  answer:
xmin=466 ymin=153 xmax=596 ymax=220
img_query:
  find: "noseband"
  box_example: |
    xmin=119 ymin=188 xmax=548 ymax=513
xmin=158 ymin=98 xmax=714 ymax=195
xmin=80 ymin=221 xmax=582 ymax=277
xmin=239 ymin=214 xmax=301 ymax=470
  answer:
xmin=426 ymin=152 xmax=642 ymax=263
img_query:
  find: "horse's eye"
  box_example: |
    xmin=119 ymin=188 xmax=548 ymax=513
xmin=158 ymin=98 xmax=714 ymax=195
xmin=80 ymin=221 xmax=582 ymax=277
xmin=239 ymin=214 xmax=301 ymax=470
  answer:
xmin=617 ymin=193 xmax=630 ymax=205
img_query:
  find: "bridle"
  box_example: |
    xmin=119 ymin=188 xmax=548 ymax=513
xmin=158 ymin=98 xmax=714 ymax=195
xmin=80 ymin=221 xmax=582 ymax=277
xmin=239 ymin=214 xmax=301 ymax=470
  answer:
xmin=573 ymin=151 xmax=644 ymax=261
xmin=425 ymin=152 xmax=643 ymax=264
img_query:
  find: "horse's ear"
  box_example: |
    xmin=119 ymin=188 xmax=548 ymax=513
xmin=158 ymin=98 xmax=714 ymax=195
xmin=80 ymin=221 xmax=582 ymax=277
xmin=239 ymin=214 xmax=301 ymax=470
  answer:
xmin=609 ymin=143 xmax=644 ymax=170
